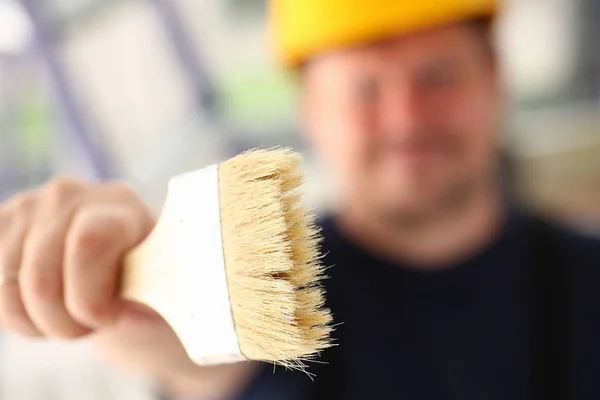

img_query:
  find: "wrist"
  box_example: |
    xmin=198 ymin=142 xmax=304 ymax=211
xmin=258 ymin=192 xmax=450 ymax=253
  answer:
xmin=154 ymin=362 xmax=260 ymax=400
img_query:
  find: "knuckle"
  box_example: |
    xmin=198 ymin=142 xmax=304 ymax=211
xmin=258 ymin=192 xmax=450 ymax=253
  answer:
xmin=104 ymin=181 xmax=146 ymax=208
xmin=3 ymin=193 xmax=35 ymax=215
xmin=71 ymin=223 xmax=116 ymax=260
xmin=44 ymin=177 xmax=82 ymax=202
xmin=105 ymin=180 xmax=134 ymax=195
xmin=101 ymin=181 xmax=153 ymax=228
xmin=0 ymin=211 xmax=28 ymax=240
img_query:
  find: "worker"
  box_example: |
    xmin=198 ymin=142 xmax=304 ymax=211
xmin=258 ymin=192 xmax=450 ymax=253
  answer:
xmin=0 ymin=0 xmax=599 ymax=399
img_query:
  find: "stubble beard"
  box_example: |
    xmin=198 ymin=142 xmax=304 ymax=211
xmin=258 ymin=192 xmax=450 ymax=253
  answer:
xmin=365 ymin=175 xmax=481 ymax=232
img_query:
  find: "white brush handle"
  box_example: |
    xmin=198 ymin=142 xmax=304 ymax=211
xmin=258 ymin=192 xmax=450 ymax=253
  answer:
xmin=120 ymin=165 xmax=247 ymax=365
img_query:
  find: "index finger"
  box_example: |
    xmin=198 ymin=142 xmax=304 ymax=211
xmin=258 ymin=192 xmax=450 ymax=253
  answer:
xmin=63 ymin=200 xmax=153 ymax=329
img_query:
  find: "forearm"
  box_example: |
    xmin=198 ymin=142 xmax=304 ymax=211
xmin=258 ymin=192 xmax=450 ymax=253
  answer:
xmin=90 ymin=313 xmax=259 ymax=400
xmin=154 ymin=362 xmax=260 ymax=400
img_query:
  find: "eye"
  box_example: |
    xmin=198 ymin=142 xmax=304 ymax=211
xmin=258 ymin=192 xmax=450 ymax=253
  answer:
xmin=418 ymin=63 xmax=461 ymax=91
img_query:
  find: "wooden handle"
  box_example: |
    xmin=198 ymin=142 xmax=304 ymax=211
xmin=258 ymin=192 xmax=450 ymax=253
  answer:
xmin=120 ymin=210 xmax=177 ymax=318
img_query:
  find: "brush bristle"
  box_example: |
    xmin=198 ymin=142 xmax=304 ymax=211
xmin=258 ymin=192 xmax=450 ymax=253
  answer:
xmin=218 ymin=148 xmax=333 ymax=368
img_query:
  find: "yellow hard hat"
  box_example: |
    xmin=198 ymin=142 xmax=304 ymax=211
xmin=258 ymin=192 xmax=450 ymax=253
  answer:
xmin=270 ymin=0 xmax=499 ymax=67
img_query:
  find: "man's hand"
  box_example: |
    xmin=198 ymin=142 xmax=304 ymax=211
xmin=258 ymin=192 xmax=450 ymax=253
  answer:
xmin=0 ymin=178 xmax=259 ymax=399
xmin=0 ymin=178 xmax=155 ymax=338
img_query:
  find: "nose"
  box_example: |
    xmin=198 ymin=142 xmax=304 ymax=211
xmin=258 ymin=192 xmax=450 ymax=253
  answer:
xmin=378 ymin=82 xmax=426 ymax=138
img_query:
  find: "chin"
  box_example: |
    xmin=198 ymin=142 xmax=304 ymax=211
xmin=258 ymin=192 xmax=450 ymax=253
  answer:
xmin=367 ymin=185 xmax=449 ymax=221
xmin=385 ymin=183 xmax=438 ymax=205
xmin=380 ymin=198 xmax=438 ymax=220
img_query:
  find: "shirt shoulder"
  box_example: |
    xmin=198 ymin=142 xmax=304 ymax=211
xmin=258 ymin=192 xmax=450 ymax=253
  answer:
xmin=525 ymin=213 xmax=600 ymax=310
xmin=537 ymin=216 xmax=600 ymax=269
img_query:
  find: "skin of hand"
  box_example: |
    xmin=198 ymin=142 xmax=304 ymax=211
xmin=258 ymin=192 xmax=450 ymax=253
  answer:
xmin=0 ymin=178 xmax=257 ymax=399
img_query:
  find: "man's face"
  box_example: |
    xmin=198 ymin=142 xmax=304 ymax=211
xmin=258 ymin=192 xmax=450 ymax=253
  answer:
xmin=303 ymin=24 xmax=502 ymax=221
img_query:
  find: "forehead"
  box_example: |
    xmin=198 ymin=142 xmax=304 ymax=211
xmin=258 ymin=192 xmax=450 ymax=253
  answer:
xmin=304 ymin=24 xmax=482 ymax=76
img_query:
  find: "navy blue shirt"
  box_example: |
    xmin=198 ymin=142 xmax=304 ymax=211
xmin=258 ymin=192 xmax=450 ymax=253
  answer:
xmin=236 ymin=208 xmax=600 ymax=400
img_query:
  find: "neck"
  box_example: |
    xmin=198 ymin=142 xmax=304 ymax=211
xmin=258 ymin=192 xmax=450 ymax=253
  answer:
xmin=336 ymin=188 xmax=505 ymax=269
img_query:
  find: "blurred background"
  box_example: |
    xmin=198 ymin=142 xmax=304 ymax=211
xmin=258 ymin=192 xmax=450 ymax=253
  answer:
xmin=1 ymin=0 xmax=600 ymax=398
